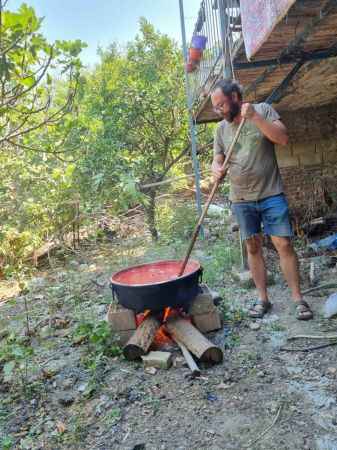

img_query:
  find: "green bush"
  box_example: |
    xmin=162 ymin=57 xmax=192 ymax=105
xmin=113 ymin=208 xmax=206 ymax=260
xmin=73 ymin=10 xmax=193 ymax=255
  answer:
xmin=156 ymin=201 xmax=197 ymax=243
xmin=73 ymin=320 xmax=122 ymax=358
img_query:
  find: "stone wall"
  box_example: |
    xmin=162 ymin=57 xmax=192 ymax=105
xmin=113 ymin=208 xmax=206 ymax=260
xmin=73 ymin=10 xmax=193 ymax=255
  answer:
xmin=275 ymin=102 xmax=337 ymax=218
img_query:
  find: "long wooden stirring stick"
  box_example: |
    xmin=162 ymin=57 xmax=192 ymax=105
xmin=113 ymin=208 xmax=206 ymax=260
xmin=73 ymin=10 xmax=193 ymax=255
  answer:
xmin=178 ymin=118 xmax=246 ymax=277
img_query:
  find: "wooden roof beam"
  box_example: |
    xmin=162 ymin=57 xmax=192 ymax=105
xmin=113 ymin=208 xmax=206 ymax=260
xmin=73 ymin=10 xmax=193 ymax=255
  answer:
xmin=244 ymin=0 xmax=337 ymax=97
xmin=266 ymin=61 xmax=304 ymax=104
xmin=234 ymin=47 xmax=337 ymax=70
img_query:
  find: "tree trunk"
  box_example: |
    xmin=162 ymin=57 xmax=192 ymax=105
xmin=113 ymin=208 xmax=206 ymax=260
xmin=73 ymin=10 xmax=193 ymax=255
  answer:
xmin=145 ymin=189 xmax=158 ymax=240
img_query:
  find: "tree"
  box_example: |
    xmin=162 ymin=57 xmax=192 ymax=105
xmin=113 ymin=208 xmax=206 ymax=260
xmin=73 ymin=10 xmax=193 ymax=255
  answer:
xmin=78 ymin=19 xmax=208 ymax=238
xmin=0 ymin=1 xmax=86 ymax=273
xmin=0 ymin=1 xmax=85 ymax=153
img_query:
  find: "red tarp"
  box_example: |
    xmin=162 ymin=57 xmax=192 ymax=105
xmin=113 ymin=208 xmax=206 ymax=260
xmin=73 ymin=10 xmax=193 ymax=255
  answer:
xmin=240 ymin=0 xmax=296 ymax=59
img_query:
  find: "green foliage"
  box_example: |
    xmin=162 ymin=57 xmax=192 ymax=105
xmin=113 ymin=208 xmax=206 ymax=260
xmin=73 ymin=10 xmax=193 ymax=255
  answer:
xmin=0 ymin=2 xmax=86 ymax=149
xmin=156 ymin=200 xmax=198 ymax=243
xmin=202 ymin=241 xmax=240 ymax=287
xmin=104 ymin=407 xmax=121 ymax=425
xmin=1 ymin=436 xmax=13 ymax=450
xmin=0 ymin=5 xmax=211 ymax=272
xmin=73 ymin=320 xmax=122 ymax=358
xmin=75 ymin=19 xmax=205 ymax=236
xmin=0 ymin=333 xmax=34 ymax=390
xmin=0 ymin=2 xmax=87 ymax=274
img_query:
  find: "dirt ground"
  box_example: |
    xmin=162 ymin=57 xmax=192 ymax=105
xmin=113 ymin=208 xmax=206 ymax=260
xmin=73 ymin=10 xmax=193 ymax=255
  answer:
xmin=1 ymin=228 xmax=337 ymax=450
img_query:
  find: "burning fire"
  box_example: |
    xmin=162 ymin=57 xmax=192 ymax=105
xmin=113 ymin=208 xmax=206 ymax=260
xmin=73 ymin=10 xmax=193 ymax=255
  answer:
xmin=136 ymin=307 xmax=180 ymax=348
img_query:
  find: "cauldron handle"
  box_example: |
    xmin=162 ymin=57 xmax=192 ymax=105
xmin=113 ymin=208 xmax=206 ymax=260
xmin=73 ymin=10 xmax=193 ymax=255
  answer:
xmin=198 ymin=267 xmax=203 ymax=284
xmin=109 ymin=282 xmax=117 ymax=302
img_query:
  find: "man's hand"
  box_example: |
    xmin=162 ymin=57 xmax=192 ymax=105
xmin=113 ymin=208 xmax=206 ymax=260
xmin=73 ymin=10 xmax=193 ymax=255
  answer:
xmin=211 ymin=155 xmax=226 ymax=182
xmin=241 ymin=102 xmax=257 ymax=120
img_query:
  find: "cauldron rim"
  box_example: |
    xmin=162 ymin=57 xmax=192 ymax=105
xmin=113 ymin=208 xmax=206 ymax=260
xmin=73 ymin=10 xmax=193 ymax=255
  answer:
xmin=110 ymin=258 xmax=201 ymax=288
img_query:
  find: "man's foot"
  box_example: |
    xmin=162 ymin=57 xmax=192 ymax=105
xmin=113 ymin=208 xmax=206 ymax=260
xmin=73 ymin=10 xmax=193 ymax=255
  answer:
xmin=249 ymin=299 xmax=272 ymax=318
xmin=295 ymin=300 xmax=313 ymax=320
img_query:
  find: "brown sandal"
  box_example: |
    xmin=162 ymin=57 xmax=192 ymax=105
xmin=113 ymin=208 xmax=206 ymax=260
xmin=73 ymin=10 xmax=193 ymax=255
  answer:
xmin=295 ymin=300 xmax=313 ymax=321
xmin=249 ymin=299 xmax=272 ymax=319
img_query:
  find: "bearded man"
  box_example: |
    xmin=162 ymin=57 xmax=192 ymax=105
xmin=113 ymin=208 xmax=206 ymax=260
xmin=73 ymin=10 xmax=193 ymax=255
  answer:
xmin=211 ymin=79 xmax=313 ymax=320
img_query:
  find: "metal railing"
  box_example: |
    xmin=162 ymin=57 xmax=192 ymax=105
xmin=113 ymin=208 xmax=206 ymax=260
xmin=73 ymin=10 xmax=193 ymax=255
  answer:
xmin=188 ymin=0 xmax=242 ymax=107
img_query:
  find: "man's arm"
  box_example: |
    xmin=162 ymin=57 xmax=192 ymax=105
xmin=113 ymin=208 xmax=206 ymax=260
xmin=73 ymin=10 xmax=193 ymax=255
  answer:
xmin=241 ymin=103 xmax=289 ymax=146
xmin=211 ymin=153 xmax=225 ymax=181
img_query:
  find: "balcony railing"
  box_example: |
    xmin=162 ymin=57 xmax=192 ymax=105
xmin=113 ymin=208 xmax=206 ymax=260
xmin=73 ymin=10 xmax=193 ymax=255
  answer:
xmin=188 ymin=0 xmax=242 ymax=108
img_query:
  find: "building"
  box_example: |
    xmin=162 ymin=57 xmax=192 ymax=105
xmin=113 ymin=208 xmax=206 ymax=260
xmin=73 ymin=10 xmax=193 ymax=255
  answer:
xmin=185 ymin=0 xmax=337 ymax=222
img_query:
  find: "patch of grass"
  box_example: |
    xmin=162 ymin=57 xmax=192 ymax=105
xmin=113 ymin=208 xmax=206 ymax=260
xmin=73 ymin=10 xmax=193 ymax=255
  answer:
xmin=0 ymin=333 xmax=35 ymax=395
xmin=103 ymin=407 xmax=121 ymax=425
xmin=237 ymin=350 xmax=259 ymax=366
xmin=1 ymin=436 xmax=13 ymax=450
xmin=268 ymin=322 xmax=286 ymax=332
xmin=224 ymin=331 xmax=241 ymax=348
xmin=53 ymin=409 xmax=88 ymax=446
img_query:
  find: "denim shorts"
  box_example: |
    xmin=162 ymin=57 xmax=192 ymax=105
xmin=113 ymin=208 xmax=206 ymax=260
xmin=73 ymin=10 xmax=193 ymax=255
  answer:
xmin=231 ymin=193 xmax=293 ymax=240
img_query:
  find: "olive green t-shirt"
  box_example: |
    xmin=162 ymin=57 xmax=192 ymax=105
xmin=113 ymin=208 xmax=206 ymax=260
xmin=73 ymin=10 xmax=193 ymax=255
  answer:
xmin=214 ymin=103 xmax=284 ymax=203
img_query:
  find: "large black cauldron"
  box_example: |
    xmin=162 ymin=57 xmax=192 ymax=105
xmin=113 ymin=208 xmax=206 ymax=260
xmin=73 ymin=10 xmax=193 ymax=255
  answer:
xmin=110 ymin=259 xmax=202 ymax=313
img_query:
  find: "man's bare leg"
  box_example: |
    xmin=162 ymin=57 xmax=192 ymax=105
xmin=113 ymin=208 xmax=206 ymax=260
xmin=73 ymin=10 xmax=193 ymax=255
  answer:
xmin=271 ymin=235 xmax=313 ymax=319
xmin=270 ymin=236 xmax=301 ymax=301
xmin=246 ymin=235 xmax=268 ymax=302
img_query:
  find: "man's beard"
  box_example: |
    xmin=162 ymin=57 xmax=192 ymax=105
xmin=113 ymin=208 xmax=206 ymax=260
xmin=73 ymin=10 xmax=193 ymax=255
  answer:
xmin=226 ymin=100 xmax=240 ymax=122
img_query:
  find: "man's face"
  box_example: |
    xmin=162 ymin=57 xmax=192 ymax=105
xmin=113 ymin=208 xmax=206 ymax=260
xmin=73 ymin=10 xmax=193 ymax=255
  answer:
xmin=211 ymin=88 xmax=240 ymax=122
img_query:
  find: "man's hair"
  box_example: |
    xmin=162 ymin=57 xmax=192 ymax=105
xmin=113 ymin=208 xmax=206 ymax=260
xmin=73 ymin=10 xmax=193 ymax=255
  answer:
xmin=213 ymin=79 xmax=243 ymax=101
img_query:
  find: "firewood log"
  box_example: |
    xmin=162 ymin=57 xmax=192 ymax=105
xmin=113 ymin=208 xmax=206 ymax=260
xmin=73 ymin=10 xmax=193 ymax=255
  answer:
xmin=123 ymin=315 xmax=160 ymax=360
xmin=166 ymin=316 xmax=223 ymax=363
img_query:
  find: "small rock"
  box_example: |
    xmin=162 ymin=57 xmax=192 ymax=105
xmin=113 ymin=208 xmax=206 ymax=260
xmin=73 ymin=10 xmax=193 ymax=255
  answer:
xmin=61 ymin=378 xmax=75 ymax=390
xmin=249 ymin=322 xmax=261 ymax=331
xmin=142 ymin=351 xmax=172 ymax=370
xmin=56 ymin=391 xmax=76 ymax=407
xmin=206 ymin=429 xmax=216 ymax=435
xmin=42 ymin=359 xmax=67 ymax=377
xmin=77 ymin=383 xmax=88 ymax=393
xmin=327 ymin=367 xmax=337 ymax=375
xmin=217 ymin=383 xmax=231 ymax=390
xmin=173 ymin=356 xmax=186 ymax=369
xmin=232 ymin=269 xmax=274 ymax=288
xmin=144 ymin=367 xmax=157 ymax=375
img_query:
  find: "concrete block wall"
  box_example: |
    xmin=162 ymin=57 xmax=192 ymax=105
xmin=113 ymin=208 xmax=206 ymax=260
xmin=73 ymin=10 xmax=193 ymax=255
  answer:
xmin=275 ymin=102 xmax=337 ymax=218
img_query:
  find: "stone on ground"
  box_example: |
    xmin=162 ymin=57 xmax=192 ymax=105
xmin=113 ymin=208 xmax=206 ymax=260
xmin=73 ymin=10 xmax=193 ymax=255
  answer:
xmin=141 ymin=351 xmax=172 ymax=370
xmin=249 ymin=321 xmax=261 ymax=331
xmin=232 ymin=268 xmax=274 ymax=288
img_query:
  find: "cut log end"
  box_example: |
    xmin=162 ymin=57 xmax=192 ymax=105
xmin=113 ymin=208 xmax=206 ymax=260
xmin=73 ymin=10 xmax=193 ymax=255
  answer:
xmin=123 ymin=344 xmax=145 ymax=361
xmin=202 ymin=347 xmax=223 ymax=363
xmin=123 ymin=315 xmax=160 ymax=361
